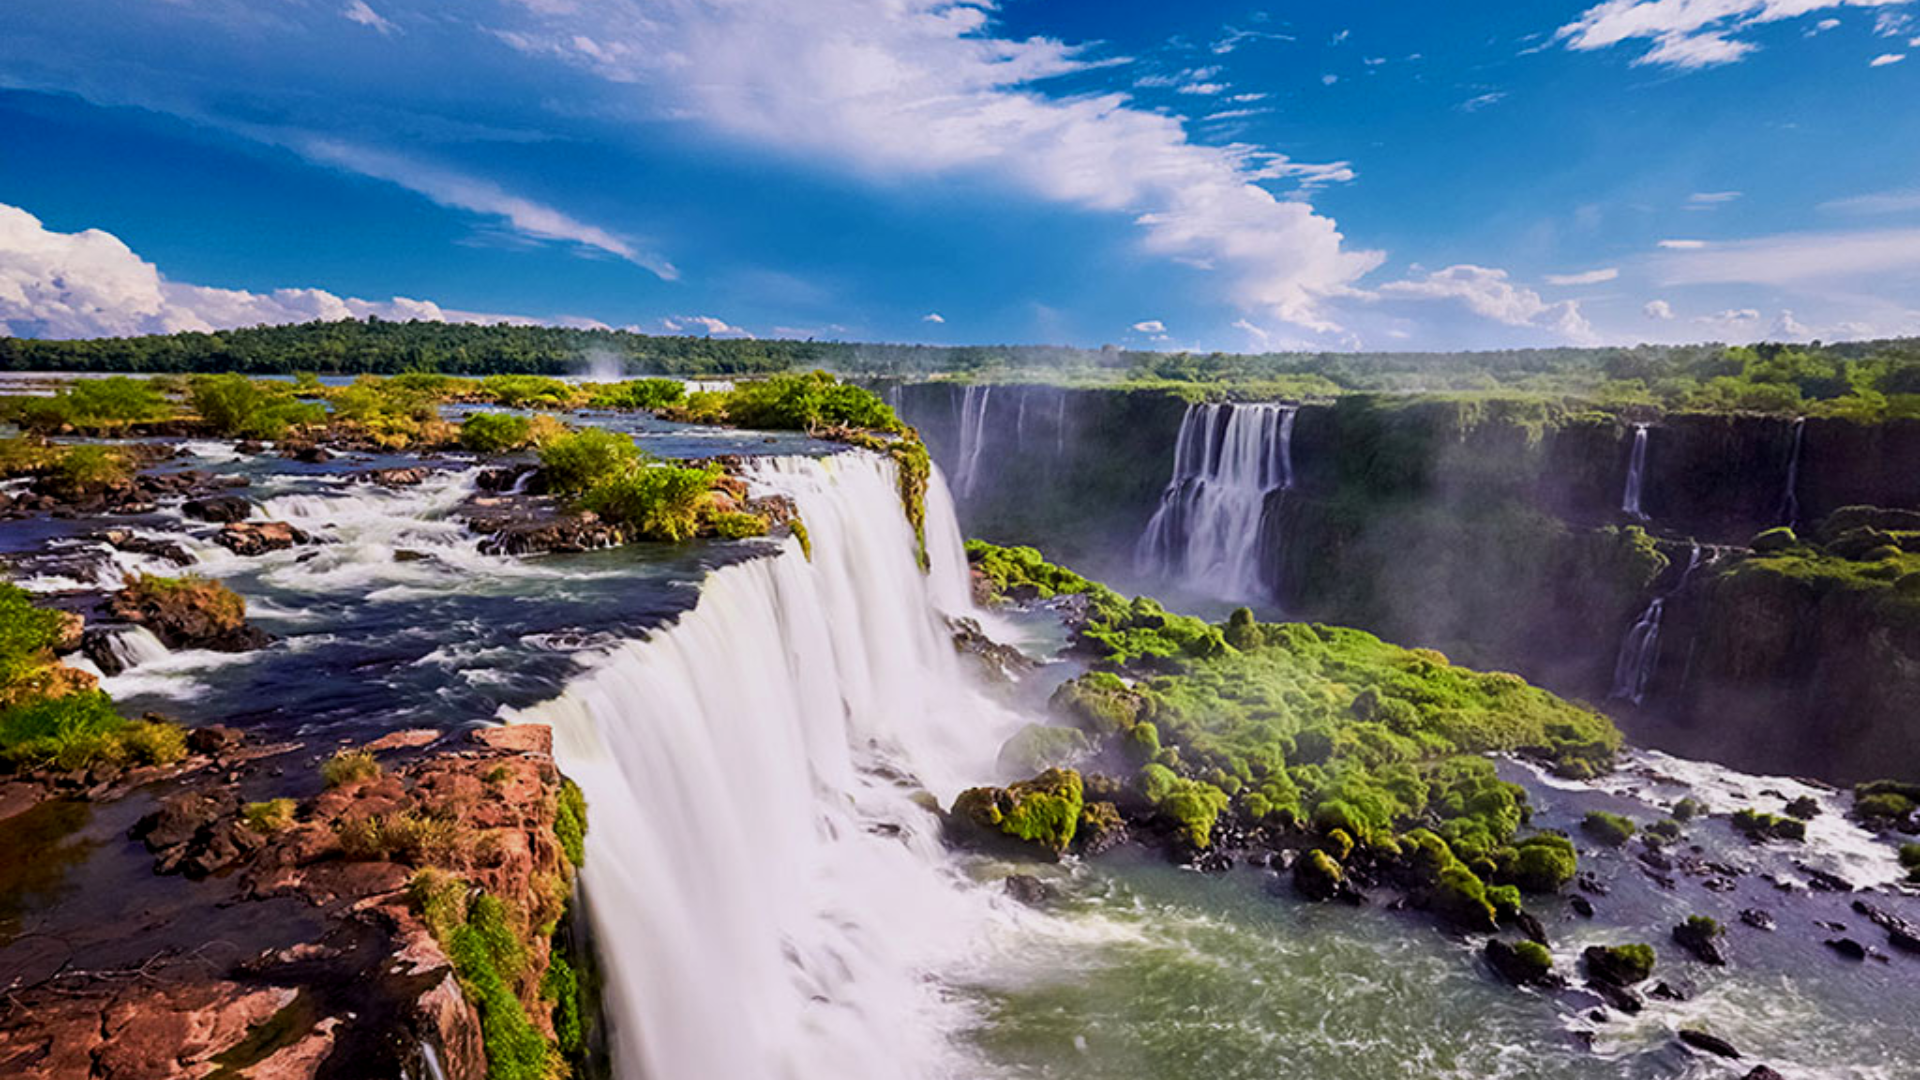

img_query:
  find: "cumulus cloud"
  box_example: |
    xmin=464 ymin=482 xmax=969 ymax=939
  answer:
xmin=1554 ymin=0 xmax=1916 ymax=69
xmin=1544 ymin=267 xmax=1620 ymax=285
xmin=1644 ymin=299 xmax=1676 ymax=319
xmin=1772 ymin=309 xmax=1813 ymax=338
xmin=483 ymin=0 xmax=1382 ymax=332
xmin=343 ymin=1 xmax=398 ymax=35
xmin=1377 ymin=265 xmax=1596 ymax=342
xmin=0 ymin=202 xmax=525 ymax=338
xmin=1131 ymin=319 xmax=1167 ymax=334
xmin=921 ymin=312 xmax=945 ymax=323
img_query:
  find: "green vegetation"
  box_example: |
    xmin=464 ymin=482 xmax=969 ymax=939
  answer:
xmin=587 ymin=378 xmax=685 ymax=410
xmin=480 ymin=375 xmax=583 ymax=410
xmin=336 ymin=809 xmax=461 ymax=864
xmin=1899 ymin=843 xmax=1920 ymax=882
xmin=320 ymin=748 xmax=383 ymax=788
xmin=555 ymin=779 xmax=587 ymax=868
xmin=704 ymin=371 xmax=905 ymax=433
xmin=1854 ymin=779 xmax=1920 ymax=822
xmin=977 ymin=544 xmax=1616 ymax=927
xmin=45 ymin=445 xmax=132 ymax=495
xmin=458 ymin=411 xmax=558 ymax=453
xmin=188 ymin=374 xmax=325 ymax=438
xmin=579 ymin=462 xmax=722 ymax=542
xmin=951 ymin=768 xmax=1085 ymax=857
xmin=0 ymin=582 xmax=187 ymax=773
xmin=242 ymin=799 xmax=297 ymax=833
xmin=1585 ymin=943 xmax=1656 ymax=985
xmin=1731 ymin=807 xmax=1807 ymax=842
xmin=537 ymin=428 xmax=642 ymax=494
xmin=1581 ymin=811 xmax=1637 ymax=847
xmin=2 ymin=376 xmax=171 ymax=432
xmin=410 ymin=874 xmax=560 ymax=1080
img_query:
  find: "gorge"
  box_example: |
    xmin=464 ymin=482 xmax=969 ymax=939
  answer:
xmin=0 ymin=365 xmax=1917 ymax=1080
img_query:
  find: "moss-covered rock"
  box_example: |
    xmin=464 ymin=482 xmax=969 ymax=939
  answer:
xmin=996 ymin=724 xmax=1093 ymax=775
xmin=1673 ymin=915 xmax=1727 ymax=965
xmin=1293 ymin=848 xmax=1345 ymax=902
xmin=950 ymin=768 xmax=1085 ymax=859
xmin=1581 ymin=810 xmax=1636 ymax=847
xmin=1486 ymin=938 xmax=1555 ymax=987
xmin=1048 ymin=672 xmax=1143 ymax=735
xmin=1584 ymin=943 xmax=1656 ymax=986
xmin=1731 ymin=807 xmax=1807 ymax=842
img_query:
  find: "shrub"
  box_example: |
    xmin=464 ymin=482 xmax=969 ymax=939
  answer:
xmin=1581 ymin=810 xmax=1636 ymax=847
xmin=243 ymin=798 xmax=298 ymax=832
xmin=53 ymin=377 xmax=171 ymax=430
xmin=0 ymin=691 xmax=184 ymax=772
xmin=1644 ymin=818 xmax=1683 ymax=842
xmin=537 ymin=428 xmax=642 ymax=494
xmin=481 ymin=375 xmax=582 ymax=410
xmin=188 ymin=374 xmax=324 ymax=438
xmin=587 ymin=378 xmax=685 ymax=411
xmin=321 ymin=748 xmax=382 ymax=788
xmin=1731 ymin=807 xmax=1807 ymax=842
xmin=0 ymin=583 xmax=72 ymax=688
xmin=1671 ymin=796 xmax=1706 ymax=822
xmin=707 ymin=510 xmax=770 ymax=539
xmin=1855 ymin=791 xmax=1916 ymax=820
xmin=460 ymin=412 xmax=535 ymax=453
xmin=336 ymin=809 xmax=462 ymax=864
xmin=119 ymin=719 xmax=188 ymax=765
xmin=48 ymin=445 xmax=132 ymax=494
xmin=718 ymin=371 xmax=903 ymax=432
xmin=579 ymin=463 xmax=719 ymax=542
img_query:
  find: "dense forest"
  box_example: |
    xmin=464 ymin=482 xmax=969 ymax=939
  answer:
xmin=5 ymin=318 xmax=1920 ymax=418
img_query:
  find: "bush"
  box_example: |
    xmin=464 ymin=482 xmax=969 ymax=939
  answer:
xmin=707 ymin=510 xmax=770 ymax=540
xmin=244 ymin=798 xmax=298 ymax=832
xmin=587 ymin=379 xmax=685 ymax=410
xmin=481 ymin=375 xmax=582 ymax=410
xmin=1581 ymin=810 xmax=1636 ymax=847
xmin=336 ymin=809 xmax=462 ymax=864
xmin=555 ymin=779 xmax=587 ymax=868
xmin=579 ymin=463 xmax=718 ymax=542
xmin=189 ymin=374 xmax=324 ymax=438
xmin=47 ymin=445 xmax=131 ymax=494
xmin=460 ymin=412 xmax=536 ymax=453
xmin=537 ymin=428 xmax=643 ymax=494
xmin=0 ymin=583 xmax=72 ymax=688
xmin=1671 ymin=796 xmax=1706 ymax=821
xmin=321 ymin=748 xmax=382 ymax=788
xmin=717 ymin=371 xmax=903 ymax=432
xmin=0 ymin=691 xmax=184 ymax=771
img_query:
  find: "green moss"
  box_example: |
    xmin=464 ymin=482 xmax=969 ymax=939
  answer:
xmin=1731 ymin=807 xmax=1807 ymax=842
xmin=1122 ymin=721 xmax=1161 ymax=765
xmin=1585 ymin=943 xmax=1655 ymax=985
xmin=1512 ymin=939 xmax=1552 ymax=976
xmin=966 ymin=541 xmax=1101 ymax=601
xmin=1294 ymin=848 xmax=1345 ymax=900
xmin=1581 ymin=811 xmax=1636 ymax=847
xmin=540 ymin=954 xmax=585 ymax=1057
xmin=789 ymin=516 xmax=812 ymax=561
xmin=1751 ymin=526 xmax=1797 ymax=553
xmin=707 ymin=510 xmax=771 ymax=540
xmin=555 ymin=779 xmax=587 ymax=868
xmin=1157 ymin=778 xmax=1230 ymax=849
xmin=0 ymin=583 xmax=75 ymax=688
xmin=446 ymin=893 xmax=555 ymax=1080
xmin=1498 ymin=833 xmax=1578 ymax=894
xmin=1644 ymin=818 xmax=1683 ymax=842
xmin=1048 ymin=672 xmax=1142 ymax=735
xmin=1487 ymin=883 xmax=1523 ymax=922
xmin=953 ymin=768 xmax=1084 ymax=857
xmin=1671 ymin=796 xmax=1706 ymax=822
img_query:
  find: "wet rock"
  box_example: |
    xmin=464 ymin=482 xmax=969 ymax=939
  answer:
xmin=106 ymin=577 xmax=272 ymax=653
xmin=1004 ymin=874 xmax=1054 ymax=906
xmin=1801 ymin=865 xmax=1853 ymax=893
xmin=1850 ymin=899 xmax=1920 ymax=954
xmin=1673 ymin=916 xmax=1729 ymax=965
xmin=473 ymin=509 xmax=624 ymax=556
xmin=282 ymin=442 xmax=333 ymax=463
xmin=1073 ymin=800 xmax=1127 ymax=857
xmin=1485 ymin=939 xmax=1557 ymax=987
xmin=1588 ymin=980 xmax=1643 ymax=1014
xmin=216 ymin=520 xmax=310 ymax=556
xmin=949 ymin=615 xmax=1038 ymax=682
xmin=1583 ymin=944 xmax=1655 ymax=988
xmin=1740 ymin=908 xmax=1776 ymax=931
xmin=1570 ymin=895 xmax=1596 ymax=918
xmin=476 ymin=465 xmax=537 ymax=492
xmin=1744 ymin=1067 xmax=1785 ymax=1080
xmin=96 ymin=528 xmax=195 ymax=566
xmin=1293 ymin=848 xmax=1347 ymax=902
xmin=183 ymin=494 xmax=253 ymax=523
xmin=1516 ymin=910 xmax=1550 ymax=945
xmin=353 ymin=466 xmax=433 ymax=487
xmin=1679 ymin=1029 xmax=1742 ymax=1059
xmin=1825 ymin=937 xmax=1868 ymax=961
xmin=186 ymin=724 xmax=245 ymax=756
xmin=1648 ymin=980 xmax=1691 ymax=1002
xmin=393 ymin=548 xmax=430 ymax=563
xmin=469 ymin=725 xmax=553 ymax=755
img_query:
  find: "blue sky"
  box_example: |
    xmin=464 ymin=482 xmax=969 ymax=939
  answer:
xmin=1 ymin=0 xmax=1917 ymax=351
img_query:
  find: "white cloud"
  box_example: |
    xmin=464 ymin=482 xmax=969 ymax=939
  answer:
xmin=1545 ymin=267 xmax=1620 ymax=286
xmin=1178 ymin=82 xmax=1228 ymax=96
xmin=1823 ymin=188 xmax=1920 ymax=214
xmin=921 ymin=312 xmax=945 ymax=323
xmin=1688 ymin=190 xmax=1742 ymax=204
xmin=1658 ymin=238 xmax=1709 ymax=249
xmin=1321 ymin=74 xmax=1340 ymax=85
xmin=1554 ymin=0 xmax=1916 ymax=69
xmin=1652 ymin=226 xmax=1920 ymax=284
xmin=483 ymin=0 xmax=1382 ymax=333
xmin=1809 ymin=16 xmax=1844 ymax=33
xmin=0 ymin=202 xmax=528 ymax=338
xmin=661 ymin=315 xmax=753 ymax=337
xmin=343 ymin=1 xmax=398 ymax=35
xmin=1870 ymin=51 xmax=1907 ymax=64
xmin=1232 ymin=318 xmax=1271 ymax=346
xmin=297 ymin=139 xmax=678 ymax=279
xmin=1772 ymin=309 xmax=1813 ymax=338
xmin=1377 ymin=265 xmax=1597 ymax=342
xmin=1131 ymin=319 xmax=1167 ymax=333
xmin=1460 ymin=91 xmax=1507 ymax=112
xmin=1877 ymin=10 xmax=1914 ymax=34
xmin=1644 ymin=299 xmax=1676 ymax=319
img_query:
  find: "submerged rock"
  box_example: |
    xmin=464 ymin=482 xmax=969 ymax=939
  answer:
xmin=1678 ymin=1028 xmax=1742 ymax=1059
xmin=183 ymin=494 xmax=252 ymax=523
xmin=1004 ymin=874 xmax=1055 ymax=906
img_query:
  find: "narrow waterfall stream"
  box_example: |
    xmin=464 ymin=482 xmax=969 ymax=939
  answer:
xmin=1620 ymin=423 xmax=1650 ymax=520
xmin=955 ymin=384 xmax=994 ymax=499
xmin=1779 ymin=416 xmax=1806 ymax=525
xmin=511 ymin=453 xmax=1025 ymax=1080
xmin=1609 ymin=543 xmax=1702 ymax=705
xmin=1136 ymin=402 xmax=1296 ymax=602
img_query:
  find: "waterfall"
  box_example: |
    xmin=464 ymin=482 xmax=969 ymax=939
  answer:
xmin=1609 ymin=543 xmax=1702 ymax=706
xmin=103 ymin=625 xmax=171 ymax=672
xmin=1014 ymin=392 xmax=1029 ymax=452
xmin=1621 ymin=423 xmax=1650 ymax=520
xmin=953 ymin=384 xmax=993 ymax=498
xmin=508 ymin=452 xmax=1021 ymax=1080
xmin=1053 ymin=391 xmax=1067 ymax=460
xmin=1135 ymin=402 xmax=1296 ymax=601
xmin=1779 ymin=417 xmax=1805 ymax=525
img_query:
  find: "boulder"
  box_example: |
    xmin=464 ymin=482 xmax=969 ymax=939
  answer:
xmin=949 ymin=768 xmax=1085 ymax=860
xmin=186 ymin=725 xmax=244 ymax=756
xmin=1003 ymin=874 xmax=1054 ymax=906
xmin=1293 ymin=848 xmax=1346 ymax=902
xmin=1485 ymin=939 xmax=1555 ymax=987
xmin=1673 ymin=916 xmax=1728 ymax=965
xmin=1073 ymin=800 xmax=1127 ymax=857
xmin=215 ymin=520 xmax=310 ymax=556
xmin=1825 ymin=937 xmax=1868 ymax=961
xmin=1583 ymin=943 xmax=1655 ymax=987
xmin=183 ymin=495 xmax=252 ymax=523
xmin=1678 ymin=1029 xmax=1741 ymax=1060
xmin=354 ymin=467 xmax=433 ymax=487
xmin=1851 ymin=899 xmax=1920 ymax=953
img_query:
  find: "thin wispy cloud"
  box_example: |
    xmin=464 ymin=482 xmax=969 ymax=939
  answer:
xmin=1653 ymin=226 xmax=1920 ymax=285
xmin=1821 ymin=188 xmax=1920 ymax=214
xmin=343 ymin=1 xmax=398 ymax=36
xmin=1460 ymin=91 xmax=1507 ymax=112
xmin=1869 ymin=52 xmax=1907 ymax=65
xmin=1658 ymin=238 xmax=1709 ymax=249
xmin=1555 ymin=0 xmax=1919 ymax=70
xmin=1544 ymin=267 xmax=1619 ymax=286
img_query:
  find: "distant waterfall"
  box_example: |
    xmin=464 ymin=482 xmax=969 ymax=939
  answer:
xmin=1779 ymin=417 xmax=1806 ymax=525
xmin=1609 ymin=543 xmax=1702 ymax=706
xmin=511 ymin=453 xmax=1018 ymax=1080
xmin=954 ymin=384 xmax=993 ymax=498
xmin=1136 ymin=402 xmax=1296 ymax=601
xmin=1621 ymin=423 xmax=1650 ymax=520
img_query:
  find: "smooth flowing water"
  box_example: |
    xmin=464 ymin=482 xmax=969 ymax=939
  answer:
xmin=1621 ymin=424 xmax=1650 ymax=520
xmin=1780 ymin=417 xmax=1806 ymax=526
xmin=956 ymin=384 xmax=995 ymax=499
xmin=1609 ymin=544 xmax=1703 ymax=706
xmin=1136 ymin=403 xmax=1296 ymax=602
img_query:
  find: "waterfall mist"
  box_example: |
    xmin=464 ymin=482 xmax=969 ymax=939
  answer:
xmin=509 ymin=452 xmax=1022 ymax=1080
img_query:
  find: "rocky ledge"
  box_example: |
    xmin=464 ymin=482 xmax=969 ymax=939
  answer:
xmin=0 ymin=724 xmax=591 ymax=1080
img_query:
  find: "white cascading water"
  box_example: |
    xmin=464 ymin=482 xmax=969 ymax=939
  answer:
xmin=1135 ymin=402 xmax=1296 ymax=601
xmin=1609 ymin=542 xmax=1702 ymax=705
xmin=1778 ymin=416 xmax=1805 ymax=525
xmin=507 ymin=452 xmax=1025 ymax=1080
xmin=953 ymin=383 xmax=993 ymax=498
xmin=1621 ymin=423 xmax=1650 ymax=520
xmin=101 ymin=625 xmax=171 ymax=671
